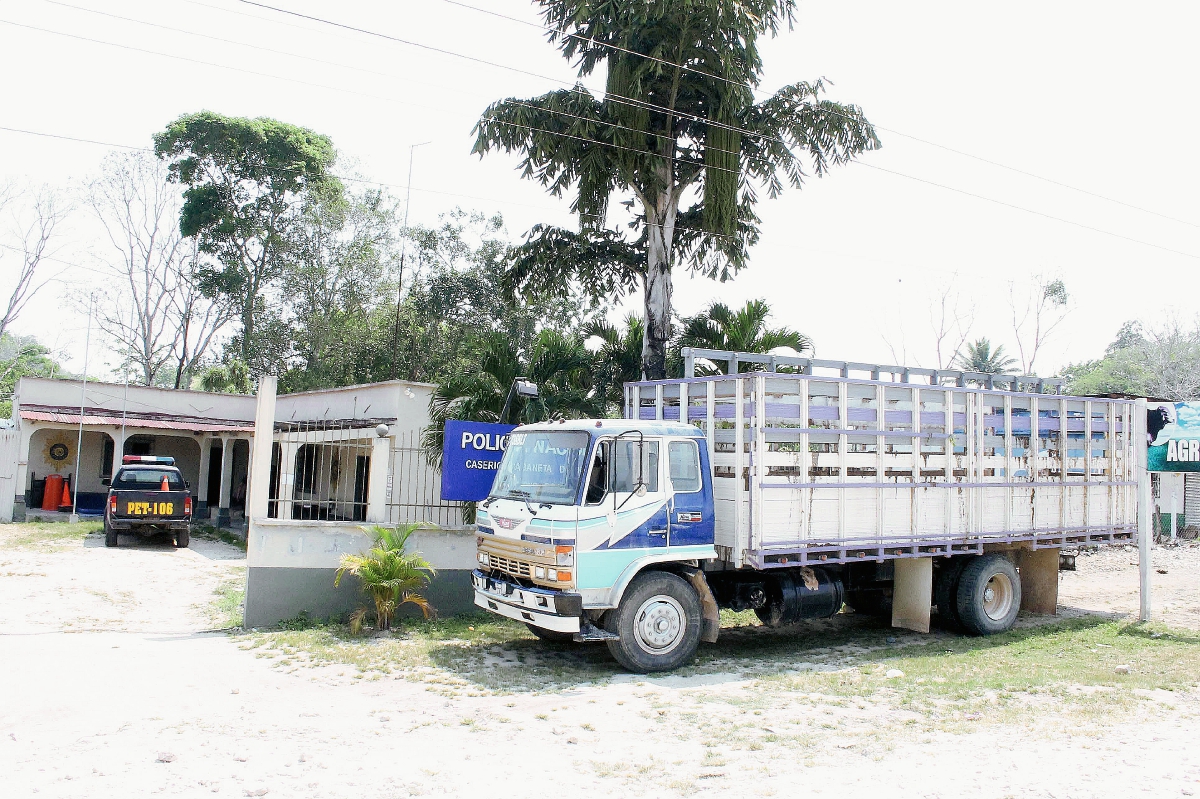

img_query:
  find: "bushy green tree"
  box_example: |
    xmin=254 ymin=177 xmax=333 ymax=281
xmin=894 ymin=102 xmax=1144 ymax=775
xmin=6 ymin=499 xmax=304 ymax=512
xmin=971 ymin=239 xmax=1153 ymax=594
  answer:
xmin=474 ymin=0 xmax=877 ymax=379
xmin=585 ymin=314 xmax=644 ymax=416
xmin=154 ymin=112 xmax=342 ymax=376
xmin=0 ymin=334 xmax=63 ymax=416
xmin=1065 ymin=319 xmax=1200 ymax=399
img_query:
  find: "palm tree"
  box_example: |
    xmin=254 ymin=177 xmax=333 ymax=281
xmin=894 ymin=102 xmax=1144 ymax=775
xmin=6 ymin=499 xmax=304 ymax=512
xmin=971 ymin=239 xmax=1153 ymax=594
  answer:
xmin=677 ymin=299 xmax=812 ymax=374
xmin=422 ymin=329 xmax=602 ymax=466
xmin=954 ymin=338 xmax=1018 ymax=374
xmin=474 ymin=0 xmax=878 ymax=380
xmin=335 ymin=524 xmax=436 ymax=634
xmin=584 ymin=314 xmax=644 ymax=415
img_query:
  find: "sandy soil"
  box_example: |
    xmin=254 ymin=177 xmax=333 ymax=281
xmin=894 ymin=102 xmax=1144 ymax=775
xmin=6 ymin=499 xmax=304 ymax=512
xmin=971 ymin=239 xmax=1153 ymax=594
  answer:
xmin=1 ymin=525 xmax=1198 ymax=799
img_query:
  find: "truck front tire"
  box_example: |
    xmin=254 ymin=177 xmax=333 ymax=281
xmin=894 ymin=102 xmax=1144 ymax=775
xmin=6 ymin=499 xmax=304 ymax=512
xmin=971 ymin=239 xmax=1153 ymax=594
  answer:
xmin=605 ymin=571 xmax=702 ymax=673
xmin=955 ymin=554 xmax=1021 ymax=635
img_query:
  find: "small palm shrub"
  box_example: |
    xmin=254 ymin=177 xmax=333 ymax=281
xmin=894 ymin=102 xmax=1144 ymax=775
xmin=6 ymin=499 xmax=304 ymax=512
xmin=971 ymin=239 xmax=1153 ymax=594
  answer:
xmin=335 ymin=524 xmax=437 ymax=634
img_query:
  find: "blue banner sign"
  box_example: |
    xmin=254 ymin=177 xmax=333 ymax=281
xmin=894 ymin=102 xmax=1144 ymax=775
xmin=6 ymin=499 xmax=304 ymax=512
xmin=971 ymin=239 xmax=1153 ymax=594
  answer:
xmin=440 ymin=420 xmax=518 ymax=501
xmin=1148 ymin=401 xmax=1200 ymax=472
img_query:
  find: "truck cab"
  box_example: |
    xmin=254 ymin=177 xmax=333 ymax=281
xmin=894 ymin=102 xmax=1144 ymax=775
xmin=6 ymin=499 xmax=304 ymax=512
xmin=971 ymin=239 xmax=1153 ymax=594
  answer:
xmin=473 ymin=419 xmax=717 ymax=671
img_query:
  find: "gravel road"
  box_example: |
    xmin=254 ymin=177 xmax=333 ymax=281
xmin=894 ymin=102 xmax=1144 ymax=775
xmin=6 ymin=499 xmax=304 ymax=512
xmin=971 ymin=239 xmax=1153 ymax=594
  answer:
xmin=2 ymin=524 xmax=1197 ymax=798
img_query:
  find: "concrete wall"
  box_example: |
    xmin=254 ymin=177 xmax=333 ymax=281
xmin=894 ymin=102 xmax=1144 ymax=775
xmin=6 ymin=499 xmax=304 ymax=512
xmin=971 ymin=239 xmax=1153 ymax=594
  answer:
xmin=243 ymin=518 xmax=477 ymax=627
xmin=13 ymin=378 xmax=257 ymax=424
xmin=275 ymin=380 xmax=434 ymax=437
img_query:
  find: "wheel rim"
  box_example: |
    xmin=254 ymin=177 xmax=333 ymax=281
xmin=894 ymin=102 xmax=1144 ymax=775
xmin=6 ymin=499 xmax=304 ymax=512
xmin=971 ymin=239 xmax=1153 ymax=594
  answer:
xmin=633 ymin=595 xmax=686 ymax=654
xmin=981 ymin=572 xmax=1015 ymax=621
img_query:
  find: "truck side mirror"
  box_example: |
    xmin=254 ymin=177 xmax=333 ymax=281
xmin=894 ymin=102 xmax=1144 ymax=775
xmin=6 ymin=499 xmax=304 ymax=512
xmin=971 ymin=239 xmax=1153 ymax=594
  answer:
xmin=635 ymin=484 xmax=647 ymax=497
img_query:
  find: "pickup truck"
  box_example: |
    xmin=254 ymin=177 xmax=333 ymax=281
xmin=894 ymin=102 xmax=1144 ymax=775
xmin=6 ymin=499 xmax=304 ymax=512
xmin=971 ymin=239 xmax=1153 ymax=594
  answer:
xmin=473 ymin=350 xmax=1143 ymax=673
xmin=104 ymin=456 xmax=192 ymax=548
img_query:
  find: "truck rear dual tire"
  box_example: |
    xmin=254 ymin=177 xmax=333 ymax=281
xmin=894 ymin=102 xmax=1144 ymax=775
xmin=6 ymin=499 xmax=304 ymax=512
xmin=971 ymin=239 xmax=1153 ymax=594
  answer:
xmin=934 ymin=557 xmax=969 ymax=629
xmin=605 ymin=571 xmax=702 ymax=673
xmin=955 ymin=554 xmax=1021 ymax=635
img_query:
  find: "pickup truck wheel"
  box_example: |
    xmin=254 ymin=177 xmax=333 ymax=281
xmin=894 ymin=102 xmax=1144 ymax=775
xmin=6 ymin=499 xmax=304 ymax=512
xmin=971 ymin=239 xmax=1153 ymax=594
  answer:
xmin=104 ymin=526 xmax=117 ymax=548
xmin=525 ymin=623 xmax=574 ymax=644
xmin=175 ymin=528 xmax=190 ymax=548
xmin=605 ymin=571 xmax=701 ymax=674
xmin=955 ymin=554 xmax=1021 ymax=635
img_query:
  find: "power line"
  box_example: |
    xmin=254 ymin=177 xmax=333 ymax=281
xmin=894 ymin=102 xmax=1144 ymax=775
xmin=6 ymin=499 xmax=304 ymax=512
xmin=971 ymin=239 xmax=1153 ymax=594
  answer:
xmin=0 ymin=124 xmax=145 ymax=151
xmin=439 ymin=0 xmax=1200 ymax=231
xmin=230 ymin=2 xmax=1200 ymax=259
xmin=7 ymin=12 xmax=1197 ymax=260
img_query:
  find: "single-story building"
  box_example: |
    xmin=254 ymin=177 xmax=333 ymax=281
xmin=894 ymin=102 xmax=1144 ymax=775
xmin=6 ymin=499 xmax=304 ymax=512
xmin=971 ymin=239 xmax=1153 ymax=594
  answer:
xmin=3 ymin=376 xmax=477 ymax=625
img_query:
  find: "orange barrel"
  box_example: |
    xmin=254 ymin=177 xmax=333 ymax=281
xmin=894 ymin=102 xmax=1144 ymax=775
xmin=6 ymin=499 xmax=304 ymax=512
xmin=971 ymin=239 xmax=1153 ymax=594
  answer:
xmin=42 ymin=474 xmax=64 ymax=511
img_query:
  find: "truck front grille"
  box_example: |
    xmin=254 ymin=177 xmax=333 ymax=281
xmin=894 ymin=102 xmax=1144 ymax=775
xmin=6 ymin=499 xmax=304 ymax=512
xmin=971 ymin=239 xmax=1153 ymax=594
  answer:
xmin=489 ymin=554 xmax=532 ymax=578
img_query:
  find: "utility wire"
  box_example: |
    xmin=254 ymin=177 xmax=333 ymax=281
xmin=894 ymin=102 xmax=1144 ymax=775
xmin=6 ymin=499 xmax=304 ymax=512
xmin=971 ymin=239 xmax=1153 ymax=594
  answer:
xmin=440 ymin=0 xmax=1200 ymax=231
xmin=7 ymin=11 xmax=1197 ymax=259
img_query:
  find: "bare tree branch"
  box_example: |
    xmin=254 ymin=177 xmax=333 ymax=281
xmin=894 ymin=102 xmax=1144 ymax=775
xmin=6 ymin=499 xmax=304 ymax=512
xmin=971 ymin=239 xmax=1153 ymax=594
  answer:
xmin=0 ymin=183 xmax=69 ymax=342
xmin=1009 ymin=273 xmax=1070 ymax=376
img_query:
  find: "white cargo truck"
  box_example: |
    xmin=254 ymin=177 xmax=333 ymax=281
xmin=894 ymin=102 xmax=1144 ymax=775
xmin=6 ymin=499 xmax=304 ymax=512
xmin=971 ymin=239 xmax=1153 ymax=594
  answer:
xmin=473 ymin=350 xmax=1142 ymax=672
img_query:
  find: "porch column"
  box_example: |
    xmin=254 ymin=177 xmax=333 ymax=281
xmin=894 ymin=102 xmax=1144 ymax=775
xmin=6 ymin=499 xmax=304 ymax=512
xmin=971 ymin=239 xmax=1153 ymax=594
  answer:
xmin=14 ymin=423 xmax=37 ymax=522
xmin=196 ymin=438 xmax=213 ymax=518
xmin=366 ymin=432 xmax=391 ymax=523
xmin=217 ymin=436 xmax=234 ymax=527
xmin=277 ymin=440 xmax=300 ymax=520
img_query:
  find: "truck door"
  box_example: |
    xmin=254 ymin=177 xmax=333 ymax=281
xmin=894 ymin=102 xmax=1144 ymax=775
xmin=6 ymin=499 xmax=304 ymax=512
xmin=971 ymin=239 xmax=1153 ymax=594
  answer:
xmin=667 ymin=438 xmax=715 ymax=546
xmin=590 ymin=436 xmax=667 ymax=551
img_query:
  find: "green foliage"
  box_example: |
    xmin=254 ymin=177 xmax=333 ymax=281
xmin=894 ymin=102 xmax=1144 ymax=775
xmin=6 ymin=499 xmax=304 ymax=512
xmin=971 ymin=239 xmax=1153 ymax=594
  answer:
xmin=198 ymin=359 xmax=251 ymax=394
xmin=474 ymin=1 xmax=877 ymax=378
xmin=584 ymin=314 xmax=644 ymax=414
xmin=1065 ymin=318 xmax=1200 ymax=399
xmin=953 ymin=338 xmax=1017 ymax=374
xmin=0 ymin=333 xmax=63 ymax=415
xmin=676 ymin=299 xmax=811 ymax=374
xmin=423 ymin=329 xmax=602 ymax=466
xmin=154 ymin=111 xmax=342 ymax=375
xmin=335 ymin=523 xmax=437 ymax=633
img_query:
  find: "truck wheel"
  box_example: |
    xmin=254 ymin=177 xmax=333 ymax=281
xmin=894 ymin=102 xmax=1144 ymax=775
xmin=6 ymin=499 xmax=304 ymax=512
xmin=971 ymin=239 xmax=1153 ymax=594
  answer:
xmin=955 ymin=554 xmax=1021 ymax=635
xmin=934 ymin=558 xmax=968 ymax=629
xmin=525 ymin=623 xmax=574 ymax=644
xmin=604 ymin=571 xmax=701 ymax=673
xmin=105 ymin=525 xmax=117 ymax=548
xmin=175 ymin=528 xmax=190 ymax=548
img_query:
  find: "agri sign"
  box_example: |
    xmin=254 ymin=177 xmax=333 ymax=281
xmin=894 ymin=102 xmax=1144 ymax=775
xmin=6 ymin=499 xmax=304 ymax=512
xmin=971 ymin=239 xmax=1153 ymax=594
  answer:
xmin=1165 ymin=438 xmax=1200 ymax=463
xmin=461 ymin=429 xmax=511 ymax=470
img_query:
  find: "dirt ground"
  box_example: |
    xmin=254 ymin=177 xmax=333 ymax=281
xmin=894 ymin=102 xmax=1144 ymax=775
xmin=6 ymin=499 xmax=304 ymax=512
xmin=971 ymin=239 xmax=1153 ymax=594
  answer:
xmin=1 ymin=522 xmax=1198 ymax=799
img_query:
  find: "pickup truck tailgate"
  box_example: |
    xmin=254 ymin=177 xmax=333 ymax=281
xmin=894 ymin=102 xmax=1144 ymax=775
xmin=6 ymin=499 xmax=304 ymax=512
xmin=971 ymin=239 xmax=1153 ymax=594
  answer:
xmin=113 ymin=490 xmax=189 ymax=519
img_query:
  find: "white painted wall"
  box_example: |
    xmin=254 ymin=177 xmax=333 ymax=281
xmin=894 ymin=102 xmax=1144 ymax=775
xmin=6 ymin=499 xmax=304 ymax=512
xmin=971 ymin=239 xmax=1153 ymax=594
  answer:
xmin=247 ymin=518 xmax=475 ymax=571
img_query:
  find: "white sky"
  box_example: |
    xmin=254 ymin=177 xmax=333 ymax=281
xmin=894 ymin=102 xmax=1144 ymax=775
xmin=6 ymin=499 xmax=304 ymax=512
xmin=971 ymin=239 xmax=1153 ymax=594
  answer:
xmin=1 ymin=0 xmax=1198 ymax=378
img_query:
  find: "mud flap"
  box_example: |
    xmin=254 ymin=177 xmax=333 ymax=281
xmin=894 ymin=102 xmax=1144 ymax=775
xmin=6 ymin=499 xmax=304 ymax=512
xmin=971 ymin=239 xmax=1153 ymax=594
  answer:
xmin=891 ymin=557 xmax=932 ymax=634
xmin=1018 ymin=547 xmax=1060 ymax=615
xmin=680 ymin=566 xmax=720 ymax=643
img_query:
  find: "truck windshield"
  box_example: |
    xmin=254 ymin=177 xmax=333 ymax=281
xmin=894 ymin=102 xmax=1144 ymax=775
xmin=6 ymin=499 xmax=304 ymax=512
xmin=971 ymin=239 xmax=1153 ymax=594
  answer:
xmin=111 ymin=468 xmax=185 ymax=491
xmin=490 ymin=430 xmax=590 ymax=504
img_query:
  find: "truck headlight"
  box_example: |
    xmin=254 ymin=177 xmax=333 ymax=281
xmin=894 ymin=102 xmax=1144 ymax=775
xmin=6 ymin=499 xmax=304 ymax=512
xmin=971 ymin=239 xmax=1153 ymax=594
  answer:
xmin=534 ymin=566 xmax=546 ymax=579
xmin=477 ymin=552 xmax=490 ymax=566
xmin=555 ymin=545 xmax=574 ymax=566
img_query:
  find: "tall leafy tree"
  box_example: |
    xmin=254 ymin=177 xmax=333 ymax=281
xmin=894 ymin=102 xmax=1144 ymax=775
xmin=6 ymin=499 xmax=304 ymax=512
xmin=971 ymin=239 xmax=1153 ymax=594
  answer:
xmin=953 ymin=338 xmax=1017 ymax=374
xmin=154 ymin=112 xmax=341 ymax=375
xmin=677 ymin=298 xmax=811 ymax=374
xmin=474 ymin=0 xmax=878 ymax=379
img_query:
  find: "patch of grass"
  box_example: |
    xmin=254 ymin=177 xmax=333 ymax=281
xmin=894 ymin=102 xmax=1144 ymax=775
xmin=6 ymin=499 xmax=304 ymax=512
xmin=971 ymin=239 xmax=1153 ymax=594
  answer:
xmin=192 ymin=524 xmax=247 ymax=551
xmin=209 ymin=569 xmax=246 ymax=628
xmin=0 ymin=521 xmax=102 ymax=549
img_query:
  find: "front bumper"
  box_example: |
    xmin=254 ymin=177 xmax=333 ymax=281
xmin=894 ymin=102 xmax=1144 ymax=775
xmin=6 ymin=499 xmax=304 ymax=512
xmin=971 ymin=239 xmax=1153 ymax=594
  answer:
xmin=472 ymin=570 xmax=582 ymax=633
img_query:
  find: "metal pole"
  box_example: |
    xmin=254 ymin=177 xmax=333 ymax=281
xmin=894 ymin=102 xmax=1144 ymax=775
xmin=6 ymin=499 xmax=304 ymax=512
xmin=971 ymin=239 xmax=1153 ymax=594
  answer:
xmin=1136 ymin=398 xmax=1151 ymax=622
xmin=1171 ymin=489 xmax=1178 ymax=543
xmin=390 ymin=141 xmax=431 ymax=380
xmin=71 ymin=293 xmax=95 ymax=522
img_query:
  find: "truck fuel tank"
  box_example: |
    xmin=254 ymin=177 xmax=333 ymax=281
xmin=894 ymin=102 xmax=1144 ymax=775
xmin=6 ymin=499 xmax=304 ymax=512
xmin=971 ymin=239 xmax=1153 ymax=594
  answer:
xmin=756 ymin=568 xmax=844 ymax=627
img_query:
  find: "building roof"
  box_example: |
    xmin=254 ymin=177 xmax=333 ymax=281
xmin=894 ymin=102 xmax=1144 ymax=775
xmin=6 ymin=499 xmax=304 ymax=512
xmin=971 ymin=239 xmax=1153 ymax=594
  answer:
xmin=19 ymin=405 xmax=255 ymax=434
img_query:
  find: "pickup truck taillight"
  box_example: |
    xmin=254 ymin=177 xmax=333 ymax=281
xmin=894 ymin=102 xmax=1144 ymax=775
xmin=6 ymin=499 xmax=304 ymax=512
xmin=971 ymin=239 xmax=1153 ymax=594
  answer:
xmin=184 ymin=496 xmax=192 ymax=517
xmin=108 ymin=495 xmax=116 ymax=516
